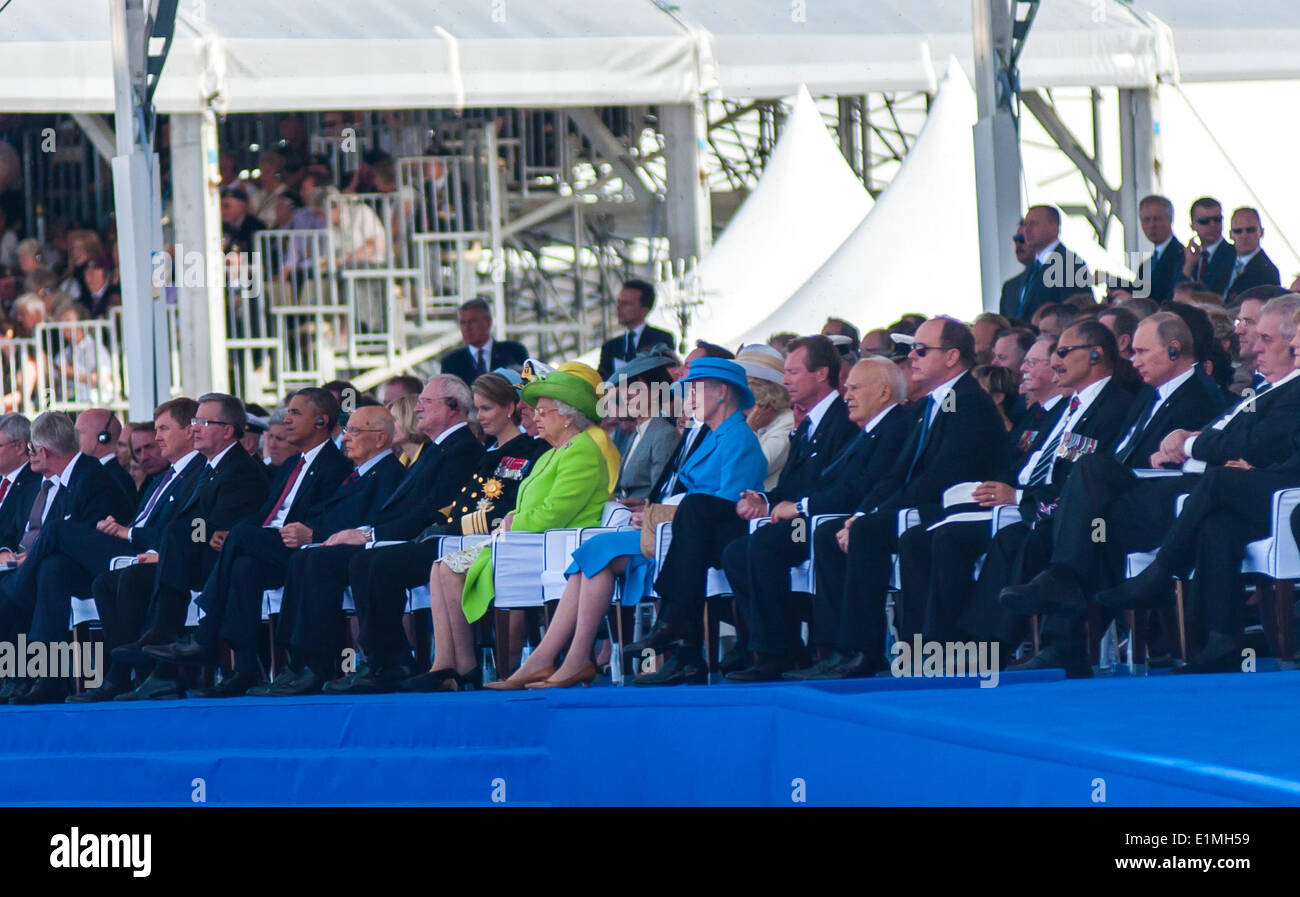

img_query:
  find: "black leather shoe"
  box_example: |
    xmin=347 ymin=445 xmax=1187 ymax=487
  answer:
xmin=247 ymin=668 xmax=302 ymax=697
xmin=1000 ymin=566 xmax=1086 ymax=616
xmin=268 ymin=669 xmax=325 ymax=696
xmin=783 ymin=651 xmax=848 ymax=681
xmin=396 ymin=668 xmax=458 ymax=693
xmin=1173 ymin=632 xmax=1239 ymax=674
xmin=143 ymin=635 xmax=215 ymax=665
xmin=440 ymin=666 xmax=483 ymax=692
xmin=718 ymin=647 xmax=749 ymax=675
xmin=322 ymin=664 xmax=415 ymax=694
xmin=66 ymin=680 xmax=126 ymax=703
xmin=725 ymin=659 xmax=788 ymax=682
xmin=1007 ymin=646 xmax=1093 ymax=678
xmin=114 ymin=671 xmax=185 ymax=701
xmin=633 ymin=653 xmax=706 ymax=686
xmin=190 ymin=670 xmax=261 ymax=698
xmin=626 ymin=620 xmax=691 ymax=656
xmin=824 ymin=651 xmax=888 ymax=679
xmin=11 ymin=677 xmax=71 ymax=705
xmin=112 ymin=629 xmax=176 ymax=665
xmin=1094 ymin=561 xmax=1174 ymax=610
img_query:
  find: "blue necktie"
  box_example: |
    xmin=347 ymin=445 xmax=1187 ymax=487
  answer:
xmin=905 ymin=397 xmax=935 ymax=481
xmin=1017 ymin=259 xmax=1041 ymax=318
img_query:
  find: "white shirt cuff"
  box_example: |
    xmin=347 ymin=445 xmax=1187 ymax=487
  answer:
xmin=1014 ymin=489 xmax=1024 ymax=504
xmin=1182 ymin=434 xmax=1198 ymax=457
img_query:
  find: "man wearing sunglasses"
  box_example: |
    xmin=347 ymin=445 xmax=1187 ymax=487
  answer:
xmin=998 ymin=205 xmax=1090 ymax=321
xmin=1224 ymin=207 xmax=1281 ymax=302
xmin=1181 ymin=196 xmax=1235 ymax=295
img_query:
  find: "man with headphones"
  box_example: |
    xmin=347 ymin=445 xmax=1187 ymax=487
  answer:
xmin=945 ymin=320 xmax=1137 ymax=670
xmin=1003 ymin=299 xmax=1300 ymax=673
xmin=74 ymin=409 xmax=137 ymax=511
xmin=143 ymin=387 xmax=353 ymax=695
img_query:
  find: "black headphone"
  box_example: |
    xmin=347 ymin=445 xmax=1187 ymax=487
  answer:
xmin=1168 ymin=342 xmax=1181 ymax=361
xmin=96 ymin=418 xmax=113 ymax=445
xmin=1088 ymin=348 xmax=1101 ymax=363
xmin=443 ymin=396 xmax=459 ymax=411
xmin=315 ymin=416 xmax=327 ymax=429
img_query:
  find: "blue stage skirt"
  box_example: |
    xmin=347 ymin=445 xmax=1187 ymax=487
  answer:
xmin=565 ymin=530 xmax=654 ymax=606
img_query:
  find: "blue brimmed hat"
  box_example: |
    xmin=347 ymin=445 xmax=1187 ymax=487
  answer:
xmin=679 ymin=357 xmax=755 ymax=410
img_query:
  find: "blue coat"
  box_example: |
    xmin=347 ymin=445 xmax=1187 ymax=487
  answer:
xmin=675 ymin=410 xmax=768 ymax=501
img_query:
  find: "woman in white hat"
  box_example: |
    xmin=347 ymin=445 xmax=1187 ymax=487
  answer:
xmin=735 ymin=344 xmax=795 ymax=491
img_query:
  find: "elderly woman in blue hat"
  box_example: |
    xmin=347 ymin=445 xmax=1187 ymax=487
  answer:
xmin=486 ymin=356 xmax=767 ymax=689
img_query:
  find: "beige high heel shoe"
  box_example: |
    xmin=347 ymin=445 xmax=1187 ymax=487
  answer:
xmin=484 ymin=665 xmax=556 ymax=691
xmin=525 ymin=663 xmax=596 ymax=689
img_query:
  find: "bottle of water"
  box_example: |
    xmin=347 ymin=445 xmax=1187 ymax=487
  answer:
xmin=481 ymin=646 xmax=497 ymax=684
xmin=1099 ymin=621 xmax=1118 ymax=673
xmin=610 ymin=641 xmax=624 ymax=686
xmin=519 ymin=644 xmax=532 ymax=668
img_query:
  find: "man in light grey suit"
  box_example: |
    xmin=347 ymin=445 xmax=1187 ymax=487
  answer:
xmin=604 ymin=346 xmax=681 ymax=502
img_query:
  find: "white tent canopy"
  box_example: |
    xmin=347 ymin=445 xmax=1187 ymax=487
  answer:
xmin=649 ymin=85 xmax=872 ymax=350
xmin=1129 ymin=0 xmax=1300 ymax=83
xmin=0 ymin=1 xmax=1177 ymax=114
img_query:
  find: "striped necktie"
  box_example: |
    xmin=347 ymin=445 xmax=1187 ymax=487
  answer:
xmin=1028 ymin=395 xmax=1080 ymax=487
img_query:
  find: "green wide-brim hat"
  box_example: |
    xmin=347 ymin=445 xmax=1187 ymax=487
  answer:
xmin=520 ymin=370 xmax=600 ymax=422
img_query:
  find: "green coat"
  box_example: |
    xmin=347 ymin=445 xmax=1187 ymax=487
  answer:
xmin=461 ymin=430 xmax=612 ymax=622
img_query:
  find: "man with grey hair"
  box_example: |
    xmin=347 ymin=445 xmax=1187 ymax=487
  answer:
xmin=283 ymin=374 xmax=484 ymax=694
xmin=723 ymin=356 xmax=914 ymax=681
xmin=1000 ymin=204 xmax=1090 ymax=320
xmin=1117 ymin=194 xmax=1185 ymax=303
xmin=0 ymin=413 xmax=41 ymax=556
xmin=0 ymin=411 xmax=135 ymax=702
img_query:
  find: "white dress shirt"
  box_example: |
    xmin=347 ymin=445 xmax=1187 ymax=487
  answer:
xmin=267 ymin=440 xmax=329 ymax=529
xmin=1017 ymin=376 xmax=1111 ymax=491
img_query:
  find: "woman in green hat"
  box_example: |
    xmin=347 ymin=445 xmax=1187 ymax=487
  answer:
xmin=402 ymin=368 xmax=614 ymax=691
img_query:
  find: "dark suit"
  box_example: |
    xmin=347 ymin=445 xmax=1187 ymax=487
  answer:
xmin=1191 ymin=240 xmax=1235 ymax=295
xmin=1224 ymin=249 xmax=1281 ymax=301
xmin=1034 ymin=372 xmax=1300 ymax=653
xmin=999 ymin=269 xmax=1029 ymax=321
xmin=288 ymin=426 xmax=483 ymax=671
xmin=597 ymin=324 xmax=676 ymax=380
xmin=21 ymin=453 xmax=209 ymax=644
xmin=812 ymin=372 xmax=1005 ymax=662
xmin=0 ymin=453 xmax=136 ymax=644
xmin=1127 ymin=236 xmax=1186 ymax=303
xmin=0 ymin=464 xmax=43 ymax=552
xmin=140 ymin=442 xmax=270 ymax=640
xmin=99 ymin=456 xmax=138 ymax=511
xmin=189 ymin=440 xmax=354 ymax=670
xmin=999 ymin=243 xmax=1091 ymax=320
xmin=653 ymin=395 xmax=859 ymax=656
xmin=723 ymin=404 xmax=912 ymax=658
xmin=439 ymin=340 xmax=530 ymax=384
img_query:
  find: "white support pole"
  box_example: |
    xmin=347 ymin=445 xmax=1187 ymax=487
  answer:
xmin=971 ymin=0 xmax=1023 ymax=312
xmin=1117 ymin=87 xmax=1160 ymax=255
xmin=169 ymin=112 xmax=228 ymax=395
xmin=110 ymin=0 xmax=164 ymax=419
xmin=484 ymin=126 xmax=507 ymax=341
xmin=661 ymin=102 xmax=712 ymax=266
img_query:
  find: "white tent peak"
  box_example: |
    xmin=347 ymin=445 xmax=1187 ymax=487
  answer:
xmin=652 ymin=83 xmax=872 ymax=349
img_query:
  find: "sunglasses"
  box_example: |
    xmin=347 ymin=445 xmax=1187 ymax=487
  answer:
xmin=910 ymin=343 xmax=955 ymax=358
xmin=1194 ymin=215 xmax=1223 ymax=225
xmin=1056 ymin=344 xmax=1099 ymax=359
xmin=1232 ymin=226 xmax=1259 ymax=235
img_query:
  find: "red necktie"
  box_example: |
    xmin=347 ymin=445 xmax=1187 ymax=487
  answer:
xmin=343 ymin=469 xmax=360 ymax=487
xmin=262 ymin=456 xmax=305 ymax=526
xmin=0 ymin=478 xmax=10 ymax=507
xmin=1198 ymin=250 xmax=1209 ymax=281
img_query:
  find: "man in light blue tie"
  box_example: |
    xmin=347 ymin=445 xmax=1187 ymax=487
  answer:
xmin=1223 ymin=207 xmax=1281 ymax=302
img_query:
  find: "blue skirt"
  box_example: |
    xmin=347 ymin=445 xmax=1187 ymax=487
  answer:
xmin=565 ymin=530 xmax=655 ymax=606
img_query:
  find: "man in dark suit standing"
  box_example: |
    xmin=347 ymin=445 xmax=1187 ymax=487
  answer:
xmin=630 ymin=335 xmax=859 ymax=685
xmin=142 ymin=388 xmax=353 ymax=694
xmin=1129 ymin=195 xmax=1185 ymax=303
xmin=998 ymin=219 xmax=1033 ymax=319
xmin=107 ymin=393 xmax=270 ymax=700
xmin=1000 ymin=206 xmax=1090 ymax=321
xmin=1223 ymin=207 xmax=1281 ymax=301
xmin=725 ymin=357 xmax=912 ymax=681
xmin=0 ymin=413 xmax=42 ymax=555
xmin=74 ymin=409 xmax=138 ymax=511
xmin=438 ymin=298 xmax=529 ymax=384
xmin=1181 ymin=197 xmax=1235 ymax=295
xmin=1005 ymin=296 xmax=1300 ymax=672
xmin=597 ymin=279 xmax=676 ymax=380
xmin=809 ymin=317 xmax=1007 ymax=678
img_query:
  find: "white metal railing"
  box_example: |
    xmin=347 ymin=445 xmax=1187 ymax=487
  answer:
xmin=33 ymin=318 xmax=126 ymax=411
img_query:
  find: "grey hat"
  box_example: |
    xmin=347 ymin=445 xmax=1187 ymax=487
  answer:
xmin=603 ymin=343 xmax=679 ymax=386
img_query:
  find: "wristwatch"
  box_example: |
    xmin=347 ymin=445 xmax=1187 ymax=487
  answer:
xmin=358 ymin=525 xmax=374 ymax=541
